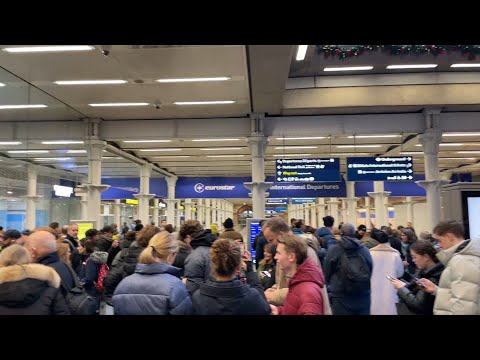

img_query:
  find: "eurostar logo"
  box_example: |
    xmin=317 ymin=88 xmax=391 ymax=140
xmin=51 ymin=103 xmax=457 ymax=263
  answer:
xmin=194 ymin=183 xmax=205 ymax=193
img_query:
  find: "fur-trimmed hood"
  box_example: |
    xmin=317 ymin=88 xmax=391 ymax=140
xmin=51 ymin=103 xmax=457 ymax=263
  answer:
xmin=0 ymin=263 xmax=61 ymax=288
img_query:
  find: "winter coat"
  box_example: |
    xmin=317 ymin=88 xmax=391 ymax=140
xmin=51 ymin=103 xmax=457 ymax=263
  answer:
xmin=315 ymin=227 xmax=337 ymax=249
xmin=97 ymin=235 xmax=113 ymax=252
xmin=400 ymin=242 xmax=416 ymax=276
xmin=79 ymin=251 xmax=108 ymax=297
xmin=323 ymin=235 xmax=372 ymax=314
xmin=192 ymin=266 xmax=270 ymax=315
xmin=113 ymin=262 xmax=192 ymax=315
xmin=0 ymin=264 xmax=69 ymax=315
xmin=184 ymin=230 xmax=217 ymax=295
xmin=254 ymin=234 xmax=269 ymax=265
xmin=370 ymin=243 xmax=404 ymax=315
xmin=360 ymin=235 xmax=379 ymax=249
xmin=277 ymin=257 xmax=325 ymax=315
xmin=172 ymin=241 xmax=191 ymax=278
xmin=433 ymin=239 xmax=480 ymax=315
xmin=63 ymin=236 xmax=82 ymax=275
xmin=37 ymin=252 xmax=76 ymax=297
xmin=397 ymin=262 xmax=444 ymax=315
xmin=257 ymin=260 xmax=276 ymax=290
xmin=103 ymin=244 xmax=143 ymax=305
xmin=389 ymin=236 xmax=403 ymax=255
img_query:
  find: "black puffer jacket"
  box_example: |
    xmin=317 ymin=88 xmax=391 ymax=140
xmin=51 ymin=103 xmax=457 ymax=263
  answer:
xmin=103 ymin=243 xmax=144 ymax=305
xmin=0 ymin=264 xmax=69 ymax=315
xmin=184 ymin=230 xmax=217 ymax=296
xmin=192 ymin=264 xmax=271 ymax=315
xmin=172 ymin=241 xmax=191 ymax=278
xmin=37 ymin=252 xmax=76 ymax=297
xmin=397 ymin=262 xmax=445 ymax=315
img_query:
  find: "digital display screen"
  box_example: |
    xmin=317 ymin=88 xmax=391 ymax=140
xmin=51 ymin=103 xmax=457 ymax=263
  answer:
xmin=249 ymin=220 xmax=262 ymax=264
xmin=468 ymin=197 xmax=480 ymax=240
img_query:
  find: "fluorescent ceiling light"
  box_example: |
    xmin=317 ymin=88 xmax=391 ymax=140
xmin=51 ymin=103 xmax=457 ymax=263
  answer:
xmin=386 ymin=64 xmax=437 ymax=69
xmin=0 ymin=141 xmax=22 ymax=145
xmin=174 ymin=101 xmax=236 ymax=105
xmin=140 ymin=148 xmax=182 ymax=152
xmin=8 ymin=150 xmax=49 ymax=154
xmin=157 ymin=77 xmax=231 ymax=83
xmin=273 ymin=154 xmax=312 ymax=157
xmin=66 ymin=150 xmax=87 ymax=154
xmin=206 ymin=155 xmax=245 ymax=158
xmin=274 ymin=146 xmax=318 ymax=149
xmin=200 ymin=147 xmax=242 ymax=151
xmin=123 ymin=140 xmax=172 ymax=143
xmin=42 ymin=140 xmax=84 ymax=145
xmin=0 ymin=104 xmax=47 ymax=110
xmin=34 ymin=157 xmax=72 ymax=161
xmin=153 ymin=156 xmax=191 ymax=158
xmin=336 ymin=145 xmax=382 ymax=148
xmin=191 ymin=138 xmax=240 ymax=142
xmin=443 ymin=132 xmax=480 ymax=137
xmin=296 ymin=45 xmax=308 ymax=61
xmin=324 ymin=66 xmax=373 ymax=72
xmin=400 ymin=151 xmax=423 ymax=155
xmin=450 ymin=63 xmax=480 ymax=68
xmin=331 ymin=153 xmax=369 ymax=156
xmin=457 ymin=151 xmax=480 ymax=154
xmin=89 ymin=103 xmax=149 ymax=107
xmin=2 ymin=46 xmax=94 ymax=53
xmin=0 ymin=82 xmax=5 ymax=87
xmin=441 ymin=157 xmax=476 ymax=160
xmin=102 ymin=156 xmax=122 ymax=159
xmin=54 ymin=80 xmax=127 ymax=85
xmin=416 ymin=143 xmax=465 ymax=147
xmin=347 ymin=135 xmax=401 ymax=139
xmin=7 ymin=191 xmax=13 ymax=194
xmin=275 ymin=136 xmax=327 ymax=140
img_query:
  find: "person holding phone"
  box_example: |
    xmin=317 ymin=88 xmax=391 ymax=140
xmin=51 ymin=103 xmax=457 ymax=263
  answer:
xmin=388 ymin=240 xmax=444 ymax=315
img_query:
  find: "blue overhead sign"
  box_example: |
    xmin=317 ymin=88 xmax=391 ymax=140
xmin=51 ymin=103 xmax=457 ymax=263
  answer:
xmin=275 ymin=158 xmax=341 ymax=183
xmin=266 ymin=198 xmax=289 ymax=205
xmin=291 ymin=198 xmax=316 ymax=204
xmin=347 ymin=156 xmax=414 ymax=182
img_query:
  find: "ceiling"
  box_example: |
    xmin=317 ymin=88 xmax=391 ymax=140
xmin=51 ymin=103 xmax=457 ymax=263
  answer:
xmin=1 ymin=45 xmax=480 ymax=179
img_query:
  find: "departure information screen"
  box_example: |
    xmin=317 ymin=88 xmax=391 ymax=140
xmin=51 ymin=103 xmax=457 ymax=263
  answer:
xmin=347 ymin=156 xmax=414 ymax=181
xmin=248 ymin=219 xmax=263 ymax=264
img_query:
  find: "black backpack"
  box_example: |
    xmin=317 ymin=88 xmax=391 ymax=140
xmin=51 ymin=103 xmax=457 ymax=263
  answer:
xmin=60 ymin=265 xmax=97 ymax=315
xmin=340 ymin=248 xmax=371 ymax=293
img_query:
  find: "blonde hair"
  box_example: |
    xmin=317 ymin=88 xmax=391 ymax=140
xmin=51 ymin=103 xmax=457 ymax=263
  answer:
xmin=138 ymin=231 xmax=178 ymax=265
xmin=0 ymin=244 xmax=31 ymax=267
xmin=56 ymin=241 xmax=71 ymax=266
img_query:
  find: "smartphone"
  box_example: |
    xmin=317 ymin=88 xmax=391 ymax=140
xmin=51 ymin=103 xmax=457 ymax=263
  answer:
xmin=386 ymin=275 xmax=397 ymax=282
xmin=413 ymin=277 xmax=426 ymax=287
xmin=262 ymin=271 xmax=272 ymax=278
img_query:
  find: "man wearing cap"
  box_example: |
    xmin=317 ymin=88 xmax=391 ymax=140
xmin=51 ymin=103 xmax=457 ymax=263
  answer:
xmin=218 ymin=218 xmax=243 ymax=242
xmin=356 ymin=225 xmax=378 ymax=249
xmin=0 ymin=229 xmax=22 ymax=252
xmin=98 ymin=225 xmax=120 ymax=267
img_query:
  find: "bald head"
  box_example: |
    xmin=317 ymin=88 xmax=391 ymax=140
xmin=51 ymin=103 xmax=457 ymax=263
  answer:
xmin=340 ymin=223 xmax=356 ymax=237
xmin=25 ymin=230 xmax=57 ymax=261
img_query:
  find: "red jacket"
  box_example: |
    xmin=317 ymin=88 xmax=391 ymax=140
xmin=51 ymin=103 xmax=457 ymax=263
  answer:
xmin=278 ymin=257 xmax=325 ymax=315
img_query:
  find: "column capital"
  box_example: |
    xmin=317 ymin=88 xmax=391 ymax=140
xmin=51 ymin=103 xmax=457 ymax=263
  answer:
xmin=133 ymin=194 xmax=155 ymax=200
xmin=418 ymin=129 xmax=442 ymax=154
xmin=246 ymin=135 xmax=269 ymax=157
xmin=165 ymin=176 xmax=178 ymax=186
xmin=77 ymin=184 xmax=110 ymax=192
xmin=243 ymin=182 xmax=273 ymax=192
xmin=367 ymin=191 xmax=392 ymax=198
xmin=415 ymin=179 xmax=450 ymax=191
xmin=85 ymin=139 xmax=107 ymax=149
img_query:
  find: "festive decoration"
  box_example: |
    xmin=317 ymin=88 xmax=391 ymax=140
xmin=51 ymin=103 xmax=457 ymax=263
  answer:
xmin=316 ymin=45 xmax=480 ymax=60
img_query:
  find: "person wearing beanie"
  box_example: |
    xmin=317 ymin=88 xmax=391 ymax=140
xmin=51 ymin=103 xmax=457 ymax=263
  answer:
xmin=0 ymin=229 xmax=22 ymax=252
xmin=219 ymin=218 xmax=243 ymax=242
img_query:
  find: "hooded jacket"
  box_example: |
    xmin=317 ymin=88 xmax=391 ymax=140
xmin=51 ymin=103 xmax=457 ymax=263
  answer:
xmin=397 ymin=262 xmax=444 ymax=315
xmin=37 ymin=251 xmax=76 ymax=297
xmin=277 ymin=257 xmax=325 ymax=315
xmin=0 ymin=264 xmax=69 ymax=315
xmin=113 ymin=262 xmax=192 ymax=315
xmin=433 ymin=239 xmax=480 ymax=315
xmin=184 ymin=230 xmax=217 ymax=295
xmin=315 ymin=227 xmax=337 ymax=249
xmin=79 ymin=251 xmax=108 ymax=297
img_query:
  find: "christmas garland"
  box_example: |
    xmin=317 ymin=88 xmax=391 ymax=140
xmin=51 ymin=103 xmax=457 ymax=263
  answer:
xmin=316 ymin=45 xmax=480 ymax=60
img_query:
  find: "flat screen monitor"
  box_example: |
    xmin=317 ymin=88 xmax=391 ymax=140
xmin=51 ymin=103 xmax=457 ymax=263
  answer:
xmin=246 ymin=218 xmax=265 ymax=265
xmin=461 ymin=191 xmax=480 ymax=240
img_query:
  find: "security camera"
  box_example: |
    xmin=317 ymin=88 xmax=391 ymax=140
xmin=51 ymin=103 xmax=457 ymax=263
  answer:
xmin=102 ymin=50 xmax=110 ymax=56
xmin=154 ymin=103 xmax=162 ymax=110
xmin=100 ymin=45 xmax=112 ymax=57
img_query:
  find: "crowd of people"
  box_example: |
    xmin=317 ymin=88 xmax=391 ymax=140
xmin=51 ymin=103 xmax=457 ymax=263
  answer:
xmin=0 ymin=215 xmax=479 ymax=315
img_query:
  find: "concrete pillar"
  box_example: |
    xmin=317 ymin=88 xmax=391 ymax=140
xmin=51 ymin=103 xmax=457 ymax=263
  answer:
xmin=244 ymin=134 xmax=272 ymax=219
xmin=134 ymin=164 xmax=155 ymax=226
xmin=153 ymin=199 xmax=159 ymax=225
xmin=80 ymin=195 xmax=88 ymax=220
xmin=416 ymin=125 xmax=450 ymax=232
xmin=310 ymin=202 xmax=317 ymax=228
xmin=205 ymin=198 xmax=211 ymax=228
xmin=184 ymin=198 xmax=193 ymax=221
xmin=165 ymin=176 xmax=178 ymax=224
xmin=197 ymin=199 xmax=204 ymax=226
xmin=327 ymin=198 xmax=339 ymax=219
xmin=317 ymin=198 xmax=326 ymax=227
xmin=404 ymin=196 xmax=414 ymax=225
xmin=341 ymin=199 xmax=348 ymax=224
xmin=368 ymin=181 xmax=391 ymax=229
xmin=364 ymin=197 xmax=371 ymax=229
xmin=114 ymin=199 xmax=121 ymax=227
xmin=78 ymin=139 xmax=109 ymax=228
xmin=25 ymin=165 xmax=40 ymax=230
xmin=303 ymin=203 xmax=309 ymax=224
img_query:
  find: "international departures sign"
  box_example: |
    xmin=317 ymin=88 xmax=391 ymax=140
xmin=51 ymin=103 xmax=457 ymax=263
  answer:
xmin=275 ymin=158 xmax=341 ymax=183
